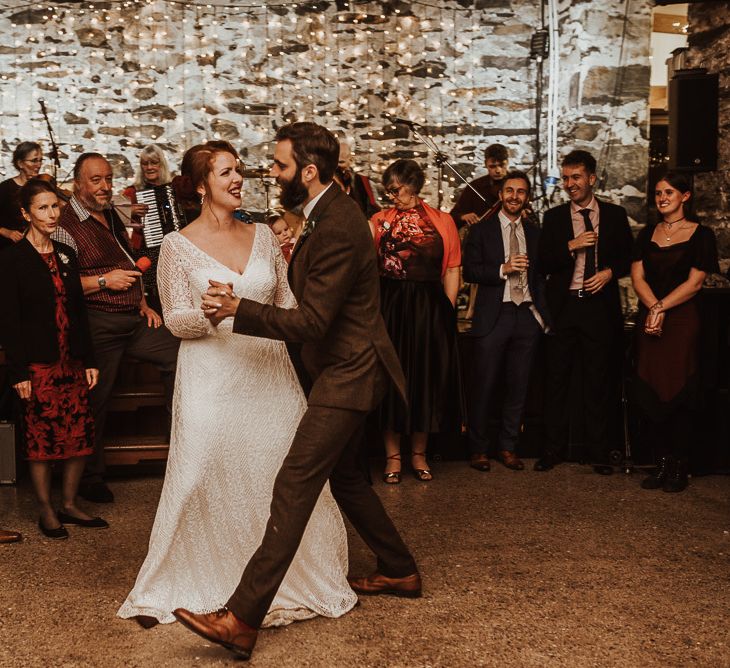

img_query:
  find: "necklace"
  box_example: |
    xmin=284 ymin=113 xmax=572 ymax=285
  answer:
xmin=662 ymin=217 xmax=686 ymax=242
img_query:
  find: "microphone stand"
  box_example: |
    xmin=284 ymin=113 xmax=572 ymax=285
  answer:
xmin=387 ymin=116 xmax=487 ymax=210
xmin=39 ymin=100 xmax=61 ymax=180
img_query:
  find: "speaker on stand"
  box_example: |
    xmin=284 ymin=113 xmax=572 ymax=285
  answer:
xmin=668 ymin=68 xmax=719 ymax=172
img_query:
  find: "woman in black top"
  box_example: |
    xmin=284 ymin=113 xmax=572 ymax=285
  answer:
xmin=0 ymin=141 xmax=43 ymax=250
xmin=0 ymin=179 xmax=107 ymax=538
xmin=631 ymin=172 xmax=719 ymax=492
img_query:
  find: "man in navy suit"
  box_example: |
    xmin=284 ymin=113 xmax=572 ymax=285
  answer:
xmin=463 ymin=170 xmax=550 ymax=472
xmin=535 ymin=150 xmax=633 ymax=474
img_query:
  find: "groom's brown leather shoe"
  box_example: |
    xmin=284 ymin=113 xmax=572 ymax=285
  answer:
xmin=173 ymin=608 xmax=257 ymax=660
xmin=348 ymin=572 xmax=422 ymax=598
xmin=0 ymin=528 xmax=22 ymax=544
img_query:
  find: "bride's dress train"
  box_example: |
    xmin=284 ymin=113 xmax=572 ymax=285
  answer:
xmin=117 ymin=225 xmax=357 ymax=626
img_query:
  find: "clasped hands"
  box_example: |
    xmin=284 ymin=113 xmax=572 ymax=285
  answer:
xmin=644 ymin=301 xmax=665 ymax=337
xmin=201 ymin=279 xmax=241 ymax=327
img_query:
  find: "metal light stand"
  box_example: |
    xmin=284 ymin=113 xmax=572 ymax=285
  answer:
xmin=389 ymin=118 xmax=487 ymax=209
xmin=38 ymin=99 xmax=60 ymax=180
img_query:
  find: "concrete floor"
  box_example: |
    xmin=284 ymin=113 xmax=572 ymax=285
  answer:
xmin=1 ymin=460 xmax=729 ymax=668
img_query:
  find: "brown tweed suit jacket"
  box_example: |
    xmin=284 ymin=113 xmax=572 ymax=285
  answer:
xmin=233 ymin=183 xmax=406 ymax=411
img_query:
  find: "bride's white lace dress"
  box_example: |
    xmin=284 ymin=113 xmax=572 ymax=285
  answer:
xmin=117 ymin=225 xmax=357 ymax=626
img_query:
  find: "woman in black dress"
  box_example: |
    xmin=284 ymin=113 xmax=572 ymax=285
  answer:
xmin=0 ymin=179 xmax=107 ymax=538
xmin=370 ymin=159 xmax=462 ymax=483
xmin=0 ymin=141 xmax=43 ymax=250
xmin=631 ymin=172 xmax=719 ymax=492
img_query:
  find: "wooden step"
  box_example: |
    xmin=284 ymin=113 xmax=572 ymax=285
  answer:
xmin=104 ymin=435 xmax=169 ymax=466
xmin=108 ymin=383 xmax=166 ymax=411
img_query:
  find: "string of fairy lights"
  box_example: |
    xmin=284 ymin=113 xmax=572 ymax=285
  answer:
xmin=0 ymin=0 xmax=536 ymax=207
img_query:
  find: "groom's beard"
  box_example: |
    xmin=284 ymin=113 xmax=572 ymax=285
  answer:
xmin=278 ymin=166 xmax=309 ymax=211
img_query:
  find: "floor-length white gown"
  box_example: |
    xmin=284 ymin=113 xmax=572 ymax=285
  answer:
xmin=117 ymin=225 xmax=357 ymax=626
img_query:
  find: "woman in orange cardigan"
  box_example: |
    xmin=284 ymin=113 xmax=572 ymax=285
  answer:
xmin=370 ymin=159 xmax=461 ymax=483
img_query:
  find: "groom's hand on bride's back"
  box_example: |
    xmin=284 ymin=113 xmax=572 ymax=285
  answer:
xmin=201 ymin=279 xmax=239 ymax=327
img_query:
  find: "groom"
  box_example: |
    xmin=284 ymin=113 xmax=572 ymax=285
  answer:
xmin=174 ymin=122 xmax=420 ymax=660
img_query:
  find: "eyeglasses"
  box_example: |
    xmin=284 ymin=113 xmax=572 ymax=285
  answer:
xmin=385 ymin=184 xmax=404 ymax=198
xmin=23 ymin=158 xmax=43 ymax=164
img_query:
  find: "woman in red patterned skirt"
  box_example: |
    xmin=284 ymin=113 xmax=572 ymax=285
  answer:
xmin=0 ymin=179 xmax=106 ymax=539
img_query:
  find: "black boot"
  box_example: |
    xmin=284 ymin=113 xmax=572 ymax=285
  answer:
xmin=663 ymin=458 xmax=688 ymax=493
xmin=641 ymin=456 xmax=671 ymax=490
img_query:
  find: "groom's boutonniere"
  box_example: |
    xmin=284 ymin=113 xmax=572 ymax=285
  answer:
xmin=300 ymin=217 xmax=318 ymax=240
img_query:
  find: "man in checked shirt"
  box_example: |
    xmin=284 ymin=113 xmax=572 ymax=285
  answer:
xmin=54 ymin=153 xmax=179 ymax=503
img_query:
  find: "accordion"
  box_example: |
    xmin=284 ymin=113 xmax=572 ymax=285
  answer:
xmin=137 ymin=184 xmax=188 ymax=248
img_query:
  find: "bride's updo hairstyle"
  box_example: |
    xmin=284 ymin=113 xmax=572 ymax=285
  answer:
xmin=180 ymin=140 xmax=240 ymax=204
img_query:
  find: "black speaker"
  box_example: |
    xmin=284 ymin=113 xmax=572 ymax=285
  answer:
xmin=668 ymin=69 xmax=719 ymax=172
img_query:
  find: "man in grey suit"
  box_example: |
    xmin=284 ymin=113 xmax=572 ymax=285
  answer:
xmin=173 ymin=123 xmax=420 ymax=660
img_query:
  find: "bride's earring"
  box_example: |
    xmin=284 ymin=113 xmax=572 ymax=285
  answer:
xmin=200 ymin=192 xmax=205 ymax=206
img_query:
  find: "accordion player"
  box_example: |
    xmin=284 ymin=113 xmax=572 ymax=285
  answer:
xmin=134 ymin=184 xmax=188 ymax=309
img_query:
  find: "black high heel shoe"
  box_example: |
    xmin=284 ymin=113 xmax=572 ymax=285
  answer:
xmin=382 ymin=454 xmax=402 ymax=484
xmin=411 ymin=451 xmax=433 ymax=482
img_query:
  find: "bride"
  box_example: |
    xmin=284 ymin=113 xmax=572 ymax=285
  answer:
xmin=118 ymin=140 xmax=357 ymax=627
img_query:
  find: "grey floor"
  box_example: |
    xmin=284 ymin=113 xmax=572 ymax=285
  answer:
xmin=1 ymin=460 xmax=729 ymax=668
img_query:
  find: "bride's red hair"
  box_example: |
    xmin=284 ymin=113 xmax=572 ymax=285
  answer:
xmin=181 ymin=140 xmax=240 ymax=202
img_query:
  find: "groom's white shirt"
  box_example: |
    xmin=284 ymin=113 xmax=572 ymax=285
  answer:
xmin=303 ymin=182 xmax=334 ymax=220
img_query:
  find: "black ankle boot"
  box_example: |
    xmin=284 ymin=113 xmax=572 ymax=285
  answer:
xmin=663 ymin=458 xmax=688 ymax=493
xmin=641 ymin=456 xmax=671 ymax=490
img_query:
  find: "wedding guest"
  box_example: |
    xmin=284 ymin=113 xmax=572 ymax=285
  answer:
xmin=631 ymin=172 xmax=719 ymax=493
xmin=267 ymin=212 xmax=294 ymax=263
xmin=171 ymin=149 xmax=204 ymax=225
xmin=0 ymin=179 xmax=107 ymax=539
xmin=450 ymin=143 xmax=509 ymax=228
xmin=370 ymin=159 xmax=461 ymax=483
xmin=121 ymin=144 xmax=175 ymax=310
xmin=535 ymin=150 xmax=633 ymax=475
xmin=336 ymin=140 xmax=380 ymax=219
xmin=462 ymin=171 xmax=550 ymax=472
xmin=54 ymin=153 xmax=179 ymax=504
xmin=0 ymin=141 xmax=43 ymax=250
xmin=121 ymin=143 xmax=173 ymax=245
xmin=280 ymin=208 xmax=306 ymax=241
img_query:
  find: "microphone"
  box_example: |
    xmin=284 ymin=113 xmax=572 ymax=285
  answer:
xmin=135 ymin=256 xmax=152 ymax=273
xmin=39 ymin=99 xmax=48 ymax=115
xmin=383 ymin=114 xmax=420 ymax=128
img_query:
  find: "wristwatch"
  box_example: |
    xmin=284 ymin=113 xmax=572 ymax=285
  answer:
xmin=97 ymin=275 xmax=107 ymax=289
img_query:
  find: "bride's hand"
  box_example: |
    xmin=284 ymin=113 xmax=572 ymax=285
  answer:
xmin=202 ymin=280 xmax=240 ymax=325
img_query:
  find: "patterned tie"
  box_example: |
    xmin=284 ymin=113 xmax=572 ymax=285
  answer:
xmin=579 ymin=208 xmax=596 ymax=280
xmin=509 ymin=221 xmax=524 ymax=305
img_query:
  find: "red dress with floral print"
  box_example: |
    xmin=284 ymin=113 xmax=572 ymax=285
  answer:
xmin=23 ymin=252 xmax=94 ymax=461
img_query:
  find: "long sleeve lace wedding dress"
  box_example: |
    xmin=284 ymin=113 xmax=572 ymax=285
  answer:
xmin=117 ymin=225 xmax=357 ymax=627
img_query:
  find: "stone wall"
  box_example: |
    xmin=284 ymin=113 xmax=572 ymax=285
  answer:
xmin=0 ymin=0 xmax=650 ymax=217
xmin=687 ymin=1 xmax=730 ymax=270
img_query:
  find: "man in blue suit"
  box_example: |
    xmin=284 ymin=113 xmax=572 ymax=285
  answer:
xmin=463 ymin=170 xmax=550 ymax=472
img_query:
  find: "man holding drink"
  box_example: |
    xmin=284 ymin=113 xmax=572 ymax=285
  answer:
xmin=462 ymin=170 xmax=550 ymax=473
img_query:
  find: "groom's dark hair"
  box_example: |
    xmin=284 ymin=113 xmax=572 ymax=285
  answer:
xmin=275 ymin=122 xmax=339 ymax=184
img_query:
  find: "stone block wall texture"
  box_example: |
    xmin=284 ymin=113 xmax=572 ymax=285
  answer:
xmin=0 ymin=0 xmax=650 ymax=217
xmin=687 ymin=1 xmax=730 ymax=270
